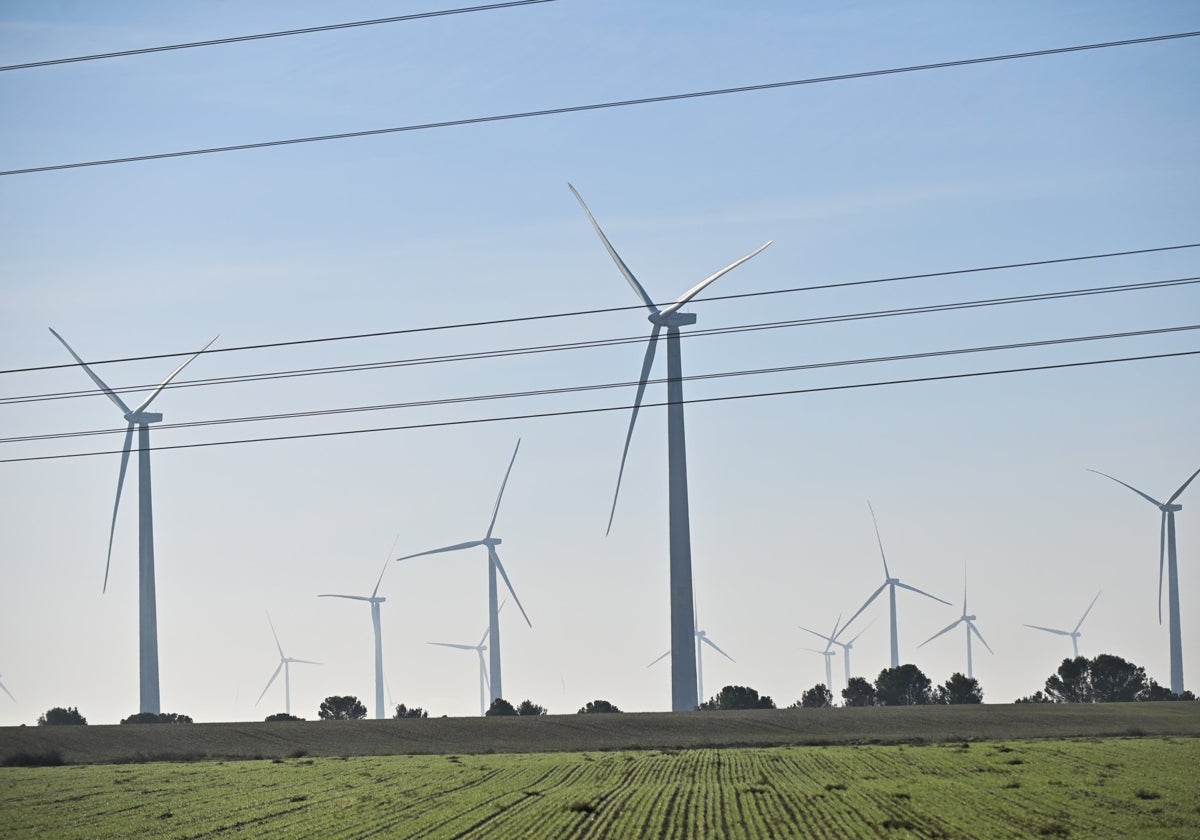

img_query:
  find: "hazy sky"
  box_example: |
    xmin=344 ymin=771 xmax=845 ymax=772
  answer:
xmin=1 ymin=1 xmax=1197 ymax=724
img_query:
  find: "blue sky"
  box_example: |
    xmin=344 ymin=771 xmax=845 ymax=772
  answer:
xmin=1 ymin=1 xmax=1197 ymax=723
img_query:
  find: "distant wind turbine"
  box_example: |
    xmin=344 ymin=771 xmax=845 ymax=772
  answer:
xmin=647 ymin=609 xmax=735 ymax=708
xmin=1025 ymin=590 xmax=1101 ymax=660
xmin=50 ymin=328 xmax=217 ymax=714
xmin=799 ymin=615 xmax=841 ymax=691
xmin=0 ymin=674 xmax=14 ymax=703
xmin=429 ymin=626 xmax=491 ymax=717
xmin=397 ymin=440 xmax=530 ymax=703
xmin=570 ymin=184 xmax=771 ymax=712
xmin=919 ymin=579 xmax=993 ymax=679
xmin=799 ymin=615 xmax=873 ymax=690
xmin=319 ymin=553 xmax=392 ymax=720
xmin=843 ymin=502 xmax=951 ymax=668
xmin=1090 ymin=465 xmax=1199 ymax=694
xmin=255 ymin=613 xmax=319 ymax=717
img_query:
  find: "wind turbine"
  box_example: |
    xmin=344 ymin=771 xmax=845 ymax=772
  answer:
xmin=255 ymin=613 xmax=319 ymax=717
xmin=319 ymin=554 xmax=392 ymax=720
xmin=800 ymin=616 xmax=871 ymax=689
xmin=843 ymin=502 xmax=950 ymax=668
xmin=1025 ymin=590 xmax=1101 ymax=660
xmin=396 ymin=440 xmax=530 ymax=703
xmin=570 ymin=184 xmax=771 ymax=712
xmin=0 ymin=675 xmax=14 ymax=703
xmin=799 ymin=615 xmax=840 ymax=691
xmin=1090 ymin=466 xmax=1199 ymax=694
xmin=428 ymin=626 xmax=491 ymax=717
xmin=919 ymin=580 xmax=993 ymax=679
xmin=647 ymin=618 xmax=735 ymax=708
xmin=50 ymin=328 xmax=217 ymax=714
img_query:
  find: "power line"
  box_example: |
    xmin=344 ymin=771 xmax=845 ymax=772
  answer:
xmin=6 ymin=274 xmax=1197 ymax=408
xmin=0 ymin=1 xmax=559 ymax=73
xmin=4 ymin=30 xmax=1196 ymax=177
xmin=5 ymin=241 xmax=1196 ymax=376
xmin=2 ymin=349 xmax=1194 ymax=464
xmin=4 ymin=324 xmax=1193 ymax=446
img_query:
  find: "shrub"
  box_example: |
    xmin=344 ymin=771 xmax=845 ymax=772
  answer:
xmin=485 ymin=698 xmax=518 ymax=717
xmin=577 ymin=700 xmax=623 ymax=714
xmin=517 ymin=700 xmax=547 ymax=716
xmin=265 ymin=712 xmax=304 ymax=722
xmin=699 ymin=685 xmax=776 ymax=711
xmin=318 ymin=696 xmax=367 ymax=720
xmin=393 ymin=704 xmax=428 ymax=719
xmin=37 ymin=706 xmax=87 ymax=726
xmin=120 ymin=712 xmax=193 ymax=724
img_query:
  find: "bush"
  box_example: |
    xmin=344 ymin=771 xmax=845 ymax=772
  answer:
xmin=798 ymin=684 xmax=834 ymax=708
xmin=577 ymin=700 xmax=623 ymax=714
xmin=517 ymin=700 xmax=547 ymax=716
xmin=318 ymin=696 xmax=367 ymax=720
xmin=485 ymin=698 xmax=518 ymax=717
xmin=841 ymin=677 xmax=876 ymax=707
xmin=265 ymin=712 xmax=304 ymax=722
xmin=935 ymin=673 xmax=983 ymax=705
xmin=393 ymin=704 xmax=428 ymax=719
xmin=699 ymin=685 xmax=776 ymax=711
xmin=37 ymin=707 xmax=87 ymax=726
xmin=874 ymin=665 xmax=933 ymax=706
xmin=1042 ymin=654 xmax=1156 ymax=703
xmin=120 ymin=712 xmax=193 ymax=725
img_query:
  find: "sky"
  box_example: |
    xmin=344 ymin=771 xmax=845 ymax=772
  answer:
xmin=1 ymin=1 xmax=1198 ymax=725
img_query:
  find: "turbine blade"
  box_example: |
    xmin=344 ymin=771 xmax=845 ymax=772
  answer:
xmin=428 ymin=642 xmax=476 ymax=651
xmin=568 ymin=183 xmax=658 ymax=313
xmin=395 ymin=540 xmax=484 ymax=561
xmin=866 ymin=500 xmax=891 ymax=579
xmin=845 ymin=620 xmax=874 ymax=646
xmin=1024 ymin=624 xmax=1071 ymax=637
xmin=895 ymin=581 xmax=952 ymax=606
xmin=843 ymin=583 xmax=887 ymax=630
xmin=104 ymin=424 xmax=135 ymax=593
xmin=700 ymin=635 xmax=735 ymax=662
xmin=318 ymin=594 xmax=372 ymax=602
xmin=968 ymin=621 xmax=994 ymax=655
xmin=489 ymin=546 xmax=532 ymax=628
xmin=659 ymin=241 xmax=773 ymax=317
xmin=371 ymin=546 xmax=393 ymax=599
xmin=919 ymin=618 xmax=963 ymax=647
xmin=1087 ymin=468 xmax=1163 ymax=507
xmin=1074 ymin=590 xmax=1102 ymax=633
xmin=0 ymin=679 xmax=15 ymax=703
xmin=255 ymin=662 xmax=283 ymax=706
xmin=290 ymin=659 xmax=320 ymax=666
xmin=1167 ymin=465 xmax=1200 ymax=504
xmin=646 ymin=650 xmax=670 ymax=668
xmin=266 ymin=612 xmax=285 ymax=659
xmin=798 ymin=625 xmax=835 ymax=645
xmin=606 ymin=324 xmax=660 ymax=535
xmin=131 ymin=334 xmax=219 ymax=414
xmin=485 ymin=439 xmax=521 ymax=539
xmin=48 ymin=328 xmax=132 ymax=414
xmin=1158 ymin=512 xmax=1166 ymax=624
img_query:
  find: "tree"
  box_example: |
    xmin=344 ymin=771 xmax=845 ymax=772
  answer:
xmin=319 ymin=695 xmax=368 ymax=720
xmin=874 ymin=664 xmax=933 ymax=706
xmin=485 ymin=698 xmax=518 ymax=717
xmin=266 ymin=712 xmax=304 ymax=722
xmin=935 ymin=673 xmax=983 ymax=705
xmin=577 ymin=699 xmax=623 ymax=714
xmin=698 ymin=685 xmax=776 ymax=711
xmin=800 ymin=683 xmax=834 ymax=708
xmin=1043 ymin=654 xmax=1149 ymax=703
xmin=1044 ymin=656 xmax=1091 ymax=703
xmin=517 ymin=700 xmax=547 ymax=716
xmin=121 ymin=712 xmax=193 ymax=724
xmin=393 ymin=704 xmax=428 ymax=719
xmin=841 ymin=677 xmax=876 ymax=707
xmin=1014 ymin=691 xmax=1053 ymax=704
xmin=37 ymin=706 xmax=87 ymax=726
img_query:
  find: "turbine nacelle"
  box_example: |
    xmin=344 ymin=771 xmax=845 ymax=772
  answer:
xmin=484 ymin=537 xmax=502 ymax=547
xmin=649 ymin=311 xmax=697 ymax=328
xmin=1162 ymin=503 xmax=1182 ymax=513
xmin=124 ymin=411 xmax=163 ymax=424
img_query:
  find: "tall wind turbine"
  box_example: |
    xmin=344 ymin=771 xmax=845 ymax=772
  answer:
xmin=319 ymin=554 xmax=392 ymax=720
xmin=396 ymin=440 xmax=531 ymax=703
xmin=801 ymin=616 xmax=871 ymax=689
xmin=0 ymin=675 xmax=14 ymax=703
xmin=843 ymin=502 xmax=950 ymax=668
xmin=428 ymin=626 xmax=491 ymax=717
xmin=255 ymin=613 xmax=319 ymax=717
xmin=918 ymin=581 xmax=993 ymax=679
xmin=799 ymin=615 xmax=840 ymax=690
xmin=570 ymin=184 xmax=771 ymax=712
xmin=1090 ymin=466 xmax=1199 ymax=694
xmin=647 ymin=619 xmax=735 ymax=708
xmin=50 ymin=328 xmax=217 ymax=714
xmin=1025 ymin=590 xmax=1101 ymax=659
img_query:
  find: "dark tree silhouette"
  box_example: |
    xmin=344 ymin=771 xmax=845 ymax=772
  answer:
xmin=936 ymin=672 xmax=983 ymax=704
xmin=1044 ymin=654 xmax=1149 ymax=703
xmin=319 ymin=695 xmax=367 ymax=720
xmin=1014 ymin=691 xmax=1053 ymax=704
xmin=121 ymin=711 xmax=193 ymax=724
xmin=393 ymin=704 xmax=428 ymax=719
xmin=698 ymin=685 xmax=776 ymax=711
xmin=577 ymin=699 xmax=623 ymax=714
xmin=37 ymin=706 xmax=87 ymax=726
xmin=265 ymin=712 xmax=304 ymax=722
xmin=485 ymin=698 xmax=518 ymax=717
xmin=874 ymin=664 xmax=933 ymax=706
xmin=517 ymin=700 xmax=547 ymax=716
xmin=841 ymin=677 xmax=877 ymax=707
xmin=1044 ymin=656 xmax=1092 ymax=702
xmin=799 ymin=683 xmax=834 ymax=708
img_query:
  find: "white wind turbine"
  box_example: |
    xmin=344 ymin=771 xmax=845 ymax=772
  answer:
xmin=255 ymin=613 xmax=319 ymax=717
xmin=800 ymin=616 xmax=872 ymax=690
xmin=319 ymin=554 xmax=392 ymax=720
xmin=570 ymin=184 xmax=771 ymax=712
xmin=1090 ymin=465 xmax=1199 ymax=694
xmin=428 ymin=626 xmax=491 ymax=717
xmin=842 ymin=502 xmax=950 ymax=668
xmin=0 ymin=674 xmax=14 ymax=703
xmin=1025 ymin=590 xmax=1101 ymax=660
xmin=918 ymin=580 xmax=993 ymax=679
xmin=799 ymin=615 xmax=840 ymax=691
xmin=50 ymin=328 xmax=217 ymax=714
xmin=396 ymin=440 xmax=530 ymax=703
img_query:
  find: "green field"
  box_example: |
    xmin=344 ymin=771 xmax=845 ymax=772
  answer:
xmin=2 ymin=737 xmax=1197 ymax=838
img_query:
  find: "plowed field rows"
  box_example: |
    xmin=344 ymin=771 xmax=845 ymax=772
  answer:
xmin=2 ymin=738 xmax=1196 ymax=838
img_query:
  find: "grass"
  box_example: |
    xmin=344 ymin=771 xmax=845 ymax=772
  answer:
xmin=1 ymin=737 xmax=1197 ymax=838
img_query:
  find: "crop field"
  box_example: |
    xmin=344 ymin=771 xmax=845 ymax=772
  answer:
xmin=2 ymin=737 xmax=1197 ymax=839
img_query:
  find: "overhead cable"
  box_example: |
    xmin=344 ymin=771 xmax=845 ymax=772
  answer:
xmin=3 ymin=30 xmax=1196 ymax=177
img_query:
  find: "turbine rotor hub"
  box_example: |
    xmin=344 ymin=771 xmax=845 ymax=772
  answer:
xmin=484 ymin=537 xmax=502 ymax=546
xmin=125 ymin=411 xmax=163 ymax=424
xmin=1162 ymin=503 xmax=1182 ymax=513
xmin=650 ymin=311 xmax=697 ymax=328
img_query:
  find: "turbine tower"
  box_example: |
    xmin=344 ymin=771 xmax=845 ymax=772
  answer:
xmin=647 ymin=618 xmax=735 ymax=708
xmin=1090 ymin=466 xmax=1199 ymax=694
xmin=428 ymin=626 xmax=491 ymax=717
xmin=255 ymin=613 xmax=319 ymax=717
xmin=1025 ymin=590 xmax=1101 ymax=659
xmin=319 ymin=555 xmax=392 ymax=720
xmin=396 ymin=440 xmax=531 ymax=703
xmin=801 ymin=616 xmax=871 ymax=689
xmin=918 ymin=580 xmax=993 ymax=679
xmin=50 ymin=328 xmax=217 ymax=714
xmin=0 ymin=674 xmax=14 ymax=703
xmin=843 ymin=502 xmax=950 ymax=668
xmin=570 ymin=184 xmax=771 ymax=712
